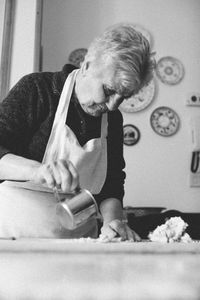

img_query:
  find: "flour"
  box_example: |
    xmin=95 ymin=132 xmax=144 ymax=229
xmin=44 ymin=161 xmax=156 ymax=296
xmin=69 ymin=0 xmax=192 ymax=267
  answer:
xmin=148 ymin=217 xmax=192 ymax=243
xmin=64 ymin=236 xmax=133 ymax=243
xmin=61 ymin=217 xmax=194 ymax=243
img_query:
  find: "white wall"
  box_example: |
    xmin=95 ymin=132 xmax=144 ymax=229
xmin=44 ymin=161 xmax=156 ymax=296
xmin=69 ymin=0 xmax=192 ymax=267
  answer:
xmin=9 ymin=0 xmax=38 ymax=89
xmin=42 ymin=0 xmax=200 ymax=212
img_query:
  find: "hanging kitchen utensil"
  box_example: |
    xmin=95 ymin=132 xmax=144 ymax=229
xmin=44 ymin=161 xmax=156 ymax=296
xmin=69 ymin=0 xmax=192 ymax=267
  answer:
xmin=191 ymin=151 xmax=200 ymax=173
xmin=189 ymin=151 xmax=200 ymax=187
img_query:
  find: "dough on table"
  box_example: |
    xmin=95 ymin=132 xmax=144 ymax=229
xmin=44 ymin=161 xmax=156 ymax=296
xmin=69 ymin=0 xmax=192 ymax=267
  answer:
xmin=148 ymin=217 xmax=192 ymax=243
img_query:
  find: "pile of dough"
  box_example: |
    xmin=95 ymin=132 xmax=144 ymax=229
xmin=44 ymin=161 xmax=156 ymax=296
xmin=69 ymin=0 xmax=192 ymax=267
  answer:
xmin=148 ymin=217 xmax=192 ymax=243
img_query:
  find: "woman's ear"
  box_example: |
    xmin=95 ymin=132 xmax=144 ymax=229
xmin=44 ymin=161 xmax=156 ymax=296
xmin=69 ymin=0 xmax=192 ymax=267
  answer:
xmin=81 ymin=61 xmax=90 ymax=75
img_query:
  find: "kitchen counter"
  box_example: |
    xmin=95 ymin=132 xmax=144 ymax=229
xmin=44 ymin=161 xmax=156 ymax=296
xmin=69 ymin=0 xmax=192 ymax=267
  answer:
xmin=0 ymin=239 xmax=200 ymax=300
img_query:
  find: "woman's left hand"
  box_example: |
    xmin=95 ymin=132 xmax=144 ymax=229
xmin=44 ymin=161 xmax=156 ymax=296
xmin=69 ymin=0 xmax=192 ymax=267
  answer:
xmin=99 ymin=219 xmax=141 ymax=242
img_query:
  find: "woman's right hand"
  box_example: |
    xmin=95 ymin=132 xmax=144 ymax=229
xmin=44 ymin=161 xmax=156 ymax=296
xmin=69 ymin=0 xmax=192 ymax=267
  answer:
xmin=31 ymin=159 xmax=79 ymax=193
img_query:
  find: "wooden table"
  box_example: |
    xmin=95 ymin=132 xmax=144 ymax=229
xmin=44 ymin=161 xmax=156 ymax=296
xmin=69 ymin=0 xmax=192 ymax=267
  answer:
xmin=0 ymin=239 xmax=200 ymax=300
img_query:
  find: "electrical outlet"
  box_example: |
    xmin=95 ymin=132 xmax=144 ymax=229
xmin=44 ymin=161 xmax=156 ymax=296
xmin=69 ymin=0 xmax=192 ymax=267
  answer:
xmin=189 ymin=172 xmax=200 ymax=187
xmin=186 ymin=92 xmax=200 ymax=106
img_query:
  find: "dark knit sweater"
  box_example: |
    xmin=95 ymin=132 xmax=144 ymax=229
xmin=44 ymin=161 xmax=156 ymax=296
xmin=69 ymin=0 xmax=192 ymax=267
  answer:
xmin=0 ymin=64 xmax=126 ymax=205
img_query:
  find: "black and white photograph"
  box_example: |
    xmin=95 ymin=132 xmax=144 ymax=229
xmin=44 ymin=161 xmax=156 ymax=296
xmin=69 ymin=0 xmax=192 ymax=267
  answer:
xmin=0 ymin=0 xmax=200 ymax=299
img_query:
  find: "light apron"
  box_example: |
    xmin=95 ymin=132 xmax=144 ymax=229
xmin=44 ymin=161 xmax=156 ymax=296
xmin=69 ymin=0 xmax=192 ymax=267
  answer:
xmin=0 ymin=70 xmax=108 ymax=238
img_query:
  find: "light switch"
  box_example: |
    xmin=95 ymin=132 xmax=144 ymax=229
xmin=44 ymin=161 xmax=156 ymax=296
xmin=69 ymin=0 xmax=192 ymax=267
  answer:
xmin=186 ymin=93 xmax=200 ymax=106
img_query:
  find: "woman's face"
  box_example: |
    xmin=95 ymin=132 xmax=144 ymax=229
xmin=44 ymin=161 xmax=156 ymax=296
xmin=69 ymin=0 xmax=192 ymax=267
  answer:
xmin=75 ymin=57 xmax=125 ymax=117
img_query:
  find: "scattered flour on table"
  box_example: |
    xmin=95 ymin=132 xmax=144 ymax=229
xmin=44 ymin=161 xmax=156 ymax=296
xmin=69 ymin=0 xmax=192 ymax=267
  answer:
xmin=148 ymin=217 xmax=192 ymax=243
xmin=64 ymin=217 xmax=195 ymax=243
xmin=65 ymin=237 xmax=132 ymax=243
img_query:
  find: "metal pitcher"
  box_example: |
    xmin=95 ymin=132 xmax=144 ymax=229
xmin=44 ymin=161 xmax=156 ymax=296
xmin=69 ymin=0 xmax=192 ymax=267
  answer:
xmin=54 ymin=187 xmax=99 ymax=230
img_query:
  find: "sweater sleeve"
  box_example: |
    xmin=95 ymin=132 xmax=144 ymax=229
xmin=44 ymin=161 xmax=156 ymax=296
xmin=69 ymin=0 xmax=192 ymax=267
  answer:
xmin=0 ymin=74 xmax=43 ymax=159
xmin=94 ymin=110 xmax=126 ymax=206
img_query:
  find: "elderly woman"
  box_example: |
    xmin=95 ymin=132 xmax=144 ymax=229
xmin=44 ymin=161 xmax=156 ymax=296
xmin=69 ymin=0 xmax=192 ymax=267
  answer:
xmin=0 ymin=23 xmax=154 ymax=240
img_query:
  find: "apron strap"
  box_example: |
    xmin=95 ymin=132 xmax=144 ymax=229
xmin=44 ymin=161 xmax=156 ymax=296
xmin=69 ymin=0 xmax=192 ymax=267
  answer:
xmin=100 ymin=113 xmax=108 ymax=138
xmin=42 ymin=69 xmax=79 ymax=163
xmin=53 ymin=69 xmax=79 ymax=127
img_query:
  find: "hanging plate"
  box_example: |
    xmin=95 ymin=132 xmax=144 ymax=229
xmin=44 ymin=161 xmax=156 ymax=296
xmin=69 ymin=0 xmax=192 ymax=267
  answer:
xmin=150 ymin=106 xmax=180 ymax=137
xmin=119 ymin=79 xmax=156 ymax=113
xmin=156 ymin=56 xmax=184 ymax=85
xmin=123 ymin=124 xmax=141 ymax=146
xmin=68 ymin=48 xmax=88 ymax=68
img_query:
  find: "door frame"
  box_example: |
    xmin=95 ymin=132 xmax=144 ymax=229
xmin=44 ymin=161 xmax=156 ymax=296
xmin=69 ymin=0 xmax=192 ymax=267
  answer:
xmin=0 ymin=0 xmax=15 ymax=101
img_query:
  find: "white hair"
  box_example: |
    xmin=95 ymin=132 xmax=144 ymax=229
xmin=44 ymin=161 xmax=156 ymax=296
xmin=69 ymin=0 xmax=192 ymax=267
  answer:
xmin=85 ymin=23 xmax=155 ymax=97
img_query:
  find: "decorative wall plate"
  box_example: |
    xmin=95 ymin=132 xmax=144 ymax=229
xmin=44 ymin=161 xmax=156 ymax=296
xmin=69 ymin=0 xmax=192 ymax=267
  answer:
xmin=123 ymin=124 xmax=140 ymax=146
xmin=68 ymin=48 xmax=87 ymax=67
xmin=156 ymin=56 xmax=184 ymax=85
xmin=119 ymin=79 xmax=156 ymax=113
xmin=150 ymin=106 xmax=180 ymax=137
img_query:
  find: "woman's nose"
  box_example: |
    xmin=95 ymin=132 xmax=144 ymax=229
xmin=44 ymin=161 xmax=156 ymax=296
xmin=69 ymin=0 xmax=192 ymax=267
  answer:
xmin=106 ymin=95 xmax=123 ymax=111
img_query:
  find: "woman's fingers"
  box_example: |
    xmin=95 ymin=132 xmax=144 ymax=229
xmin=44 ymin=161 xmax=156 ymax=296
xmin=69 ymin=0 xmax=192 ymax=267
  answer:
xmin=57 ymin=160 xmax=79 ymax=192
xmin=99 ymin=219 xmax=141 ymax=242
xmin=56 ymin=159 xmax=72 ymax=192
xmin=126 ymin=227 xmax=141 ymax=242
xmin=36 ymin=164 xmax=55 ymax=188
xmin=33 ymin=159 xmax=79 ymax=193
xmin=65 ymin=160 xmax=79 ymax=191
xmin=100 ymin=223 xmax=117 ymax=241
xmin=109 ymin=220 xmax=128 ymax=241
xmin=132 ymin=230 xmax=141 ymax=242
xmin=50 ymin=161 xmax=62 ymax=187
